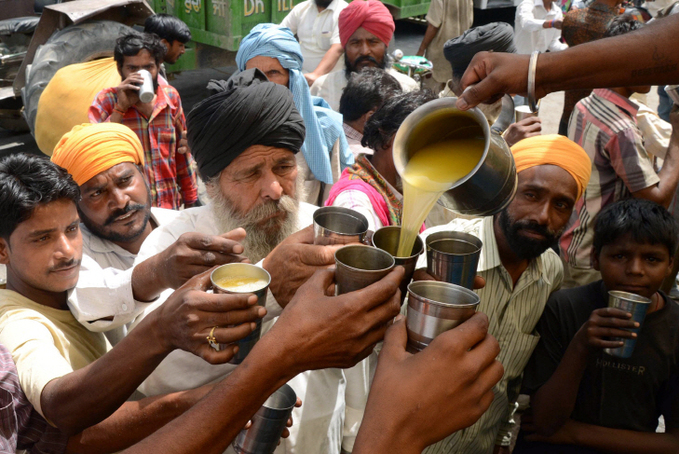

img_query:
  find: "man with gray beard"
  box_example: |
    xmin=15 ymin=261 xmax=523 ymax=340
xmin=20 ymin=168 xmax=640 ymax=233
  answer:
xmin=130 ymin=69 xmax=359 ymax=454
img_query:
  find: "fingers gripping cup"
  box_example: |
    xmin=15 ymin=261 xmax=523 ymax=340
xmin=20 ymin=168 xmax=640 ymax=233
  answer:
xmin=232 ymin=384 xmax=297 ymax=454
xmin=210 ymin=263 xmax=271 ymax=364
xmin=406 ymin=281 xmax=480 ymax=353
xmin=313 ymin=206 xmax=369 ymax=245
xmin=137 ymin=69 xmax=155 ymax=103
xmin=334 ymin=245 xmax=395 ymax=295
xmin=426 ymin=231 xmax=483 ymax=290
xmin=371 ymin=226 xmax=424 ymax=302
xmin=604 ymin=290 xmax=652 ymax=358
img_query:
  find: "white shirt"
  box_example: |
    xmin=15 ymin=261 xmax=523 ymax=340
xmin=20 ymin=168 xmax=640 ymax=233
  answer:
xmin=68 ymin=208 xmax=180 ymax=345
xmin=131 ymin=202 xmax=365 ymax=454
xmin=311 ymin=67 xmax=420 ymax=112
xmin=280 ymin=0 xmax=348 ymax=73
xmin=514 ymin=0 xmax=568 ymax=54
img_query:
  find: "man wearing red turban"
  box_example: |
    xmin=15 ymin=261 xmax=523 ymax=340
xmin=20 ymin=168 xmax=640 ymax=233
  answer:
xmin=310 ymin=0 xmax=419 ymax=111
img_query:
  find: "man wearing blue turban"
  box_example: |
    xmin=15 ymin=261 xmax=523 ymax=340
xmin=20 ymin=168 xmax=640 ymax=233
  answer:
xmin=236 ymin=23 xmax=353 ymax=205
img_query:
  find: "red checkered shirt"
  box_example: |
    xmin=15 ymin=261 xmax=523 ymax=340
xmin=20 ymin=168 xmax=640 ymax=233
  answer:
xmin=88 ymin=85 xmax=198 ymax=209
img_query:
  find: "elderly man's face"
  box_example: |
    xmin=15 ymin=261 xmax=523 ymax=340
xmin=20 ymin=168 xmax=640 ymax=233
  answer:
xmin=209 ymin=146 xmax=299 ymax=263
xmin=345 ymin=27 xmax=387 ymax=74
xmin=496 ymin=165 xmax=578 ymax=260
xmin=245 ymin=56 xmax=290 ymax=87
xmin=77 ymin=162 xmax=152 ymax=245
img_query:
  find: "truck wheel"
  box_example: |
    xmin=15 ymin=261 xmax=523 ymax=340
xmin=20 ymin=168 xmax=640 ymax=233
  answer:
xmin=21 ymin=20 xmax=132 ymax=134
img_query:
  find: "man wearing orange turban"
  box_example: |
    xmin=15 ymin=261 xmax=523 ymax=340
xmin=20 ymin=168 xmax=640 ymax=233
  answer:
xmin=51 ymin=122 xmax=247 ymax=343
xmin=310 ymin=0 xmax=419 ymax=111
xmin=417 ymin=134 xmax=591 ymax=454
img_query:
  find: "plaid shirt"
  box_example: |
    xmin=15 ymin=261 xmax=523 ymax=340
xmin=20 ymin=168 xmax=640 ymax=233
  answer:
xmin=88 ymin=85 xmax=198 ymax=209
xmin=561 ymin=89 xmax=659 ymax=269
xmin=0 ymin=343 xmax=68 ymax=453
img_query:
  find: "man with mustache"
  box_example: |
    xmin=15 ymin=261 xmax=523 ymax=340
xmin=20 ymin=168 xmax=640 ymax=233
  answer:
xmin=131 ymin=69 xmax=358 ymax=453
xmin=89 ymin=31 xmax=198 ymax=210
xmin=50 ymin=122 xmax=247 ymax=345
xmin=415 ymin=134 xmax=592 ymax=454
xmin=309 ymin=0 xmax=419 ymax=112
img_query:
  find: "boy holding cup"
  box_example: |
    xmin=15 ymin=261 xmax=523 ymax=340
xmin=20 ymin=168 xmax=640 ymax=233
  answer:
xmin=516 ymin=198 xmax=679 ymax=452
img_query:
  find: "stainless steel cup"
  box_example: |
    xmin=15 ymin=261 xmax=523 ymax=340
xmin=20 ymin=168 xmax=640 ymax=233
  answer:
xmin=232 ymin=384 xmax=297 ymax=454
xmin=371 ymin=226 xmax=424 ymax=302
xmin=604 ymin=290 xmax=652 ymax=358
xmin=515 ymin=104 xmax=539 ymax=122
xmin=313 ymin=206 xmax=369 ymax=245
xmin=334 ymin=245 xmax=395 ymax=295
xmin=137 ymin=69 xmax=155 ymax=103
xmin=426 ymin=231 xmax=482 ymax=290
xmin=210 ymin=263 xmax=271 ymax=364
xmin=406 ymin=280 xmax=480 ymax=353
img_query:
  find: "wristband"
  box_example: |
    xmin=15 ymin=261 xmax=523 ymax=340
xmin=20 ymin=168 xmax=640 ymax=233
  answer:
xmin=527 ymin=51 xmax=540 ymax=113
xmin=113 ymin=106 xmax=127 ymax=116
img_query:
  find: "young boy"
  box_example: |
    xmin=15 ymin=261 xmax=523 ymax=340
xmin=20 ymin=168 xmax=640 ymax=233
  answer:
xmin=515 ymin=198 xmax=679 ymax=453
xmin=143 ymin=13 xmax=191 ymax=66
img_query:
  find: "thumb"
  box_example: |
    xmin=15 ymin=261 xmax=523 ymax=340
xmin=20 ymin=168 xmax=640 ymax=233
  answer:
xmin=305 ymin=268 xmax=336 ymax=296
xmin=183 ymin=266 xmax=216 ymax=291
xmin=220 ymin=227 xmax=247 ymax=242
xmin=381 ymin=315 xmax=409 ymax=358
xmin=303 ymin=243 xmax=344 ymax=266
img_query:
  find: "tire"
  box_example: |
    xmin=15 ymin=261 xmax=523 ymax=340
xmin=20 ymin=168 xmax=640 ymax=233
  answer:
xmin=22 ymin=20 xmax=132 ymax=134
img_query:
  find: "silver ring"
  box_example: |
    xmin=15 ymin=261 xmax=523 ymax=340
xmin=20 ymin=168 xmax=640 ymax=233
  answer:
xmin=527 ymin=51 xmax=540 ymax=113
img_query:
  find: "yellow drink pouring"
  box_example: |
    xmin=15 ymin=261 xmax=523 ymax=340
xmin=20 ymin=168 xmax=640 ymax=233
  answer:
xmin=396 ymin=138 xmax=485 ymax=257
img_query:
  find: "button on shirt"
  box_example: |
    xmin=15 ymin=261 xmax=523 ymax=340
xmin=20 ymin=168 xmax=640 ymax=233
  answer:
xmin=418 ymin=217 xmax=563 ymax=453
xmin=280 ymin=0 xmax=348 ymax=73
xmin=514 ymin=0 xmax=568 ymax=54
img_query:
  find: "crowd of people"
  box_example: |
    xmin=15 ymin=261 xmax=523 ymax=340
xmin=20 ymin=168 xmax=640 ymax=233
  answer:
xmin=1 ymin=0 xmax=679 ymax=453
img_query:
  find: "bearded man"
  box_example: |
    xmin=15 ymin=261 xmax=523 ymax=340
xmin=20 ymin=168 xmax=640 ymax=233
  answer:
xmin=310 ymin=0 xmax=419 ymax=112
xmin=415 ymin=135 xmax=592 ymax=454
xmin=131 ymin=69 xmax=365 ymax=453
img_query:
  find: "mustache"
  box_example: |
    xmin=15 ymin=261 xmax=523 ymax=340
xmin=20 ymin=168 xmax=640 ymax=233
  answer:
xmin=104 ymin=204 xmax=146 ymax=226
xmin=353 ymin=55 xmax=379 ymax=67
xmin=514 ymin=220 xmax=560 ymax=241
xmin=49 ymin=258 xmax=81 ymax=272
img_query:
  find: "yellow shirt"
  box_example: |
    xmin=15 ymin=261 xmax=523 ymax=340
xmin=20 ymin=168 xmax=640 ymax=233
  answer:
xmin=0 ymin=289 xmax=108 ymax=418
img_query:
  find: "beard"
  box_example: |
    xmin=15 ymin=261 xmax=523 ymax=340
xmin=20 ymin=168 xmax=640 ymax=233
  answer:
xmin=345 ymin=53 xmax=388 ymax=79
xmin=207 ymin=186 xmax=300 ymax=264
xmin=314 ymin=0 xmax=333 ymax=7
xmin=497 ymin=208 xmax=563 ymax=261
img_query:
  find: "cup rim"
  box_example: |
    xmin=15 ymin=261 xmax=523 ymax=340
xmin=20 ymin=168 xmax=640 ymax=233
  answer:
xmin=210 ymin=263 xmax=272 ymax=294
xmin=607 ymin=290 xmax=652 ymax=304
xmin=313 ymin=206 xmax=369 ymax=236
xmin=407 ymin=280 xmax=480 ymax=308
xmin=426 ymin=231 xmax=483 ymax=256
xmin=371 ymin=225 xmax=424 ymax=259
xmin=334 ymin=244 xmax=396 ymax=272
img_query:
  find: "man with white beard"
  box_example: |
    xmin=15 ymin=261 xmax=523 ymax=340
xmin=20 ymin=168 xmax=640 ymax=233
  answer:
xmin=131 ymin=69 xmax=361 ymax=453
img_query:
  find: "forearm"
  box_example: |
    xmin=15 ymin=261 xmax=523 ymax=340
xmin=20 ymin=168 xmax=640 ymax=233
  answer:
xmin=634 ymin=133 xmax=679 ymax=207
xmin=66 ymin=386 xmax=212 ymax=454
xmin=567 ymin=420 xmax=679 ymax=454
xmin=310 ymin=44 xmax=343 ymax=77
xmin=537 ymin=15 xmax=679 ymax=96
xmin=42 ymin=317 xmax=169 ymax=435
xmin=417 ymin=23 xmax=439 ymax=55
xmin=531 ymin=338 xmax=589 ymax=435
xmin=120 ymin=334 xmax=297 ymax=454
xmin=131 ymin=254 xmax=168 ymax=301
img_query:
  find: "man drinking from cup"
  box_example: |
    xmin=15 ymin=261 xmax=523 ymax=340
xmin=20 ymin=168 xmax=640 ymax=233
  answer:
xmin=416 ymin=134 xmax=591 ymax=454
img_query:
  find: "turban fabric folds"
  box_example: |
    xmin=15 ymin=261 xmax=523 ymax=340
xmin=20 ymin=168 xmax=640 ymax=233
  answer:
xmin=236 ymin=24 xmax=353 ymax=184
xmin=187 ymin=69 xmax=305 ymax=180
xmin=444 ymin=22 xmax=516 ymax=77
xmin=338 ymin=0 xmax=395 ymax=48
xmin=51 ymin=123 xmax=144 ymax=186
xmin=511 ymin=134 xmax=592 ymax=200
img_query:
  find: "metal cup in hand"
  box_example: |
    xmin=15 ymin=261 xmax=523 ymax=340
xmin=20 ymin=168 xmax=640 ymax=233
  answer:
xmin=137 ymin=69 xmax=155 ymax=103
xmin=210 ymin=263 xmax=271 ymax=364
xmin=406 ymin=280 xmax=480 ymax=353
xmin=426 ymin=231 xmax=482 ymax=290
xmin=371 ymin=226 xmax=424 ymax=302
xmin=604 ymin=290 xmax=652 ymax=358
xmin=232 ymin=384 xmax=297 ymax=454
xmin=313 ymin=206 xmax=369 ymax=245
xmin=334 ymin=244 xmax=395 ymax=295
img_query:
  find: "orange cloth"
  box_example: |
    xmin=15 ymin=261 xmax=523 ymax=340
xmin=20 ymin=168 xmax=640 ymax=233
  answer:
xmin=510 ymin=134 xmax=591 ymax=200
xmin=338 ymin=0 xmax=395 ymax=48
xmin=51 ymin=123 xmax=144 ymax=186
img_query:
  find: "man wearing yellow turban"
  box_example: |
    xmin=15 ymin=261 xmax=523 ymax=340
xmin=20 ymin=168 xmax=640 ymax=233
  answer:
xmin=51 ymin=122 xmax=248 ymax=343
xmin=417 ymin=134 xmax=591 ymax=454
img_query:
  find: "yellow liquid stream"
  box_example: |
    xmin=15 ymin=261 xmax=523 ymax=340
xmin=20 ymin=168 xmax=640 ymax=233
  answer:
xmin=215 ymin=276 xmax=267 ymax=292
xmin=396 ymin=139 xmax=485 ymax=257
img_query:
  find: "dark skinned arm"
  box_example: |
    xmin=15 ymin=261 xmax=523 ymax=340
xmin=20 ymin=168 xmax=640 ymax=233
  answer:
xmin=416 ymin=22 xmax=439 ymax=57
xmin=304 ymin=44 xmax=344 ymax=86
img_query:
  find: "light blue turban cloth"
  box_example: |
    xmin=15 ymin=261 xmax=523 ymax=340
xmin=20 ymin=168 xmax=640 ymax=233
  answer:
xmin=236 ymin=23 xmax=353 ymax=184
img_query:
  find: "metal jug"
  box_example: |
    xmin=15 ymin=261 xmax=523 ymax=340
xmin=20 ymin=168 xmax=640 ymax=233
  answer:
xmin=392 ymin=97 xmax=517 ymax=217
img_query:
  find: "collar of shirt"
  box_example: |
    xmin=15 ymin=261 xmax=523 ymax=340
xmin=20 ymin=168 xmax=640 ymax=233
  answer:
xmin=343 ymin=123 xmax=363 ymax=142
xmin=533 ymin=0 xmax=558 ymax=13
xmin=477 ymin=216 xmax=552 ymax=286
xmin=81 ymin=208 xmax=162 ymax=257
xmin=593 ymin=88 xmax=640 ymax=121
xmin=323 ymin=0 xmax=342 ymax=12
